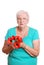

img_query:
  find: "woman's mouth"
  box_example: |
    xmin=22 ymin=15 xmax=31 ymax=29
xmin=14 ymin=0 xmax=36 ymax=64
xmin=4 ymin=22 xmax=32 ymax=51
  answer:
xmin=20 ymin=24 xmax=23 ymax=25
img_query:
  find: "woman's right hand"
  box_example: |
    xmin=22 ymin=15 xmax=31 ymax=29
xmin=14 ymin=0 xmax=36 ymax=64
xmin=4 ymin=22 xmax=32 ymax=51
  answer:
xmin=2 ymin=40 xmax=15 ymax=54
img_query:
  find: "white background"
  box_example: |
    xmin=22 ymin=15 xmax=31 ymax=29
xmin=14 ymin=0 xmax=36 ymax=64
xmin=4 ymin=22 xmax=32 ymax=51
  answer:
xmin=0 ymin=0 xmax=44 ymax=65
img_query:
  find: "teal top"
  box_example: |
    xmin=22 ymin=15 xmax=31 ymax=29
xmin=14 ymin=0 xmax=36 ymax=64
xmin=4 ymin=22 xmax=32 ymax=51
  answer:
xmin=5 ymin=26 xmax=39 ymax=65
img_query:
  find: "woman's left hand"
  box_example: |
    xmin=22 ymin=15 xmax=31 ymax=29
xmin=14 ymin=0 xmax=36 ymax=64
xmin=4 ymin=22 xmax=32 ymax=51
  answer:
xmin=20 ymin=42 xmax=26 ymax=48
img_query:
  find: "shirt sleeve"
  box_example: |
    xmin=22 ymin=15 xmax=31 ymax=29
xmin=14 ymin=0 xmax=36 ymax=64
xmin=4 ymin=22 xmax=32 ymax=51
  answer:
xmin=32 ymin=30 xmax=40 ymax=40
xmin=5 ymin=29 xmax=11 ymax=40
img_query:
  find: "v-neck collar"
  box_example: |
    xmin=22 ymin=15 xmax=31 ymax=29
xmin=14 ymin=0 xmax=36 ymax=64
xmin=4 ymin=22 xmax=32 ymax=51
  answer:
xmin=15 ymin=26 xmax=30 ymax=39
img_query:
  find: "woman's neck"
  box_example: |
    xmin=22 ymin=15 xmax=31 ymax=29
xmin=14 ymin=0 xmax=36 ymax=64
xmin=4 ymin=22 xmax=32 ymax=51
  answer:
xmin=17 ymin=26 xmax=28 ymax=32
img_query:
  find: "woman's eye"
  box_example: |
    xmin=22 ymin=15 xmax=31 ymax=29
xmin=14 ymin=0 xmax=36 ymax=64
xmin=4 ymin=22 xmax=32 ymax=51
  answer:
xmin=18 ymin=18 xmax=21 ymax=20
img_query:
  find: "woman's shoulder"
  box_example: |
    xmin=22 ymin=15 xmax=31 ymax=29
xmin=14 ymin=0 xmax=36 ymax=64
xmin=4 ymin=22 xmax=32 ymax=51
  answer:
xmin=7 ymin=26 xmax=16 ymax=32
xmin=28 ymin=27 xmax=39 ymax=38
xmin=29 ymin=27 xmax=38 ymax=32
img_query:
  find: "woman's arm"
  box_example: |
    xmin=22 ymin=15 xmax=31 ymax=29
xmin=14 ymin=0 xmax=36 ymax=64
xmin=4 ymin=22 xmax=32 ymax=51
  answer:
xmin=2 ymin=40 xmax=15 ymax=54
xmin=20 ymin=40 xmax=40 ymax=57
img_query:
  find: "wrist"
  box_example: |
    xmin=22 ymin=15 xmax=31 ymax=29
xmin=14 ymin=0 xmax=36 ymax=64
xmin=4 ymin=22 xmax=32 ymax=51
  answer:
xmin=22 ymin=43 xmax=26 ymax=49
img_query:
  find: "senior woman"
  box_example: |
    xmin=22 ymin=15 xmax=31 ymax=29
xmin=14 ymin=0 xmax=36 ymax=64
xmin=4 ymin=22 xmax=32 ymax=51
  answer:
xmin=2 ymin=10 xmax=40 ymax=65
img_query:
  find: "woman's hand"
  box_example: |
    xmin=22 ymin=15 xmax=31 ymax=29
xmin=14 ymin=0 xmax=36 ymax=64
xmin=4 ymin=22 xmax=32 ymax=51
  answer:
xmin=20 ymin=42 xmax=26 ymax=48
xmin=20 ymin=40 xmax=40 ymax=57
xmin=2 ymin=40 xmax=15 ymax=54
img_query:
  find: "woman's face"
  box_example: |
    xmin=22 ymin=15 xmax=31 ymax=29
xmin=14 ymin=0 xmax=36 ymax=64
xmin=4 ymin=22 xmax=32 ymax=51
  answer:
xmin=17 ymin=13 xmax=29 ymax=28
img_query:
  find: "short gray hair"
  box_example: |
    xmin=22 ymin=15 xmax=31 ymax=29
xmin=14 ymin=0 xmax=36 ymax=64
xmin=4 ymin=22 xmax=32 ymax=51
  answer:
xmin=16 ymin=10 xmax=29 ymax=18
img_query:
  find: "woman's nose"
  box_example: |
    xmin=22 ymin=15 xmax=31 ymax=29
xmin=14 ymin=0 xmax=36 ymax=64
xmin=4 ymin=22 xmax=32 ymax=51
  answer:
xmin=20 ymin=19 xmax=23 ymax=23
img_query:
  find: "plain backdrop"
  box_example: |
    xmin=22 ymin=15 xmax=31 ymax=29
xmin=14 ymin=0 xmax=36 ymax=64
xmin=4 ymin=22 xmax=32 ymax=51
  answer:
xmin=0 ymin=0 xmax=44 ymax=65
